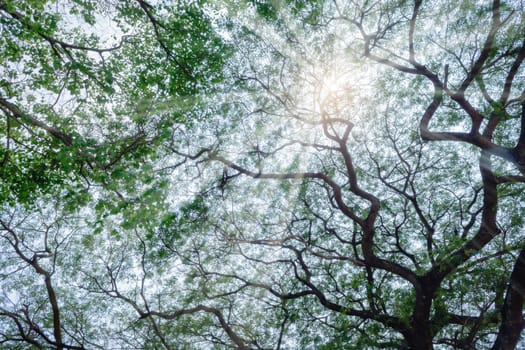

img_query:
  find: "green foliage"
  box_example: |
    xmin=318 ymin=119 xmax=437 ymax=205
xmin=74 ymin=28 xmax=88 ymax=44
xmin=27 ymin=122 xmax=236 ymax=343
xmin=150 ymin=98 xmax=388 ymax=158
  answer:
xmin=248 ymin=0 xmax=323 ymax=24
xmin=157 ymin=196 xmax=209 ymax=243
xmin=1 ymin=0 xmax=525 ymax=349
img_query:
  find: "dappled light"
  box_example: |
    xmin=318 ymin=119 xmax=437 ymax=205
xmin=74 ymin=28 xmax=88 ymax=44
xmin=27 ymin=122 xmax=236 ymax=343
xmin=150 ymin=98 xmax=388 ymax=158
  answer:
xmin=1 ymin=0 xmax=525 ymax=349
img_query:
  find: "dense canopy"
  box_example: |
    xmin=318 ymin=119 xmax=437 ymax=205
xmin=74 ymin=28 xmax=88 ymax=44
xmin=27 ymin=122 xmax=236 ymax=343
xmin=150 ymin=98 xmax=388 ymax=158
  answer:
xmin=1 ymin=0 xmax=524 ymax=349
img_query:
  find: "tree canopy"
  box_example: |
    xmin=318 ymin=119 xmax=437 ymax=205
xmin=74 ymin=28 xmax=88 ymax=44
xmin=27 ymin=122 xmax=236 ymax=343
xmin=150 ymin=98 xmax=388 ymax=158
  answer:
xmin=1 ymin=0 xmax=524 ymax=349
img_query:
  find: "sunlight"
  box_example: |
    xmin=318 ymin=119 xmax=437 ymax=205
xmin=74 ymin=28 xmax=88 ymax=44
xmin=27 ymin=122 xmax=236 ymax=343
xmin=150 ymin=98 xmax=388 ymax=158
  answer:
xmin=316 ymin=64 xmax=355 ymax=117
xmin=195 ymin=3 xmax=385 ymax=318
xmin=310 ymin=56 xmax=378 ymax=123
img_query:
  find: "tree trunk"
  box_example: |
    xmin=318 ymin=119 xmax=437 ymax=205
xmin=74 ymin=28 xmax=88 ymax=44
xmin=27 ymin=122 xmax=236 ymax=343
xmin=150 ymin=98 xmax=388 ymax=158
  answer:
xmin=492 ymin=248 xmax=525 ymax=350
xmin=406 ymin=324 xmax=434 ymax=350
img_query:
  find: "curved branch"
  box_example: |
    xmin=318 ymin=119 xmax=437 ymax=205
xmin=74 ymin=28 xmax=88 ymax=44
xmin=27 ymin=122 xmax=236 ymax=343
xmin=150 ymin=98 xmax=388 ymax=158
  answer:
xmin=0 ymin=96 xmax=73 ymax=146
xmin=428 ymin=151 xmax=499 ymax=281
xmin=0 ymin=220 xmax=84 ymax=350
xmin=141 ymin=306 xmax=250 ymax=350
xmin=208 ymin=153 xmax=365 ymax=226
xmin=408 ymin=0 xmax=422 ymax=62
xmin=0 ymin=3 xmax=130 ymax=60
xmin=459 ymin=0 xmax=502 ymax=92
xmin=209 ymin=153 xmax=420 ymax=290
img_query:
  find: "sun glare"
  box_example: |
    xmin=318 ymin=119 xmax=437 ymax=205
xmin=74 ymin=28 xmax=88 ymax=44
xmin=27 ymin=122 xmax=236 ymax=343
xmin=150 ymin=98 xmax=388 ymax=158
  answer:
xmin=212 ymin=5 xmax=383 ymax=276
xmin=293 ymin=55 xmax=378 ymax=129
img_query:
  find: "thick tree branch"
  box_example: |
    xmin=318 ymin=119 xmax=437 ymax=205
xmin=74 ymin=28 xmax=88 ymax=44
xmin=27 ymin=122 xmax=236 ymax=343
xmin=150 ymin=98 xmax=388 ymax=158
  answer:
xmin=459 ymin=0 xmax=502 ymax=92
xmin=428 ymin=151 xmax=499 ymax=281
xmin=492 ymin=248 xmax=525 ymax=350
xmin=0 ymin=96 xmax=73 ymax=146
xmin=500 ymin=40 xmax=525 ymax=105
xmin=208 ymin=153 xmax=365 ymax=226
xmin=408 ymin=0 xmax=422 ymax=63
xmin=0 ymin=220 xmax=84 ymax=350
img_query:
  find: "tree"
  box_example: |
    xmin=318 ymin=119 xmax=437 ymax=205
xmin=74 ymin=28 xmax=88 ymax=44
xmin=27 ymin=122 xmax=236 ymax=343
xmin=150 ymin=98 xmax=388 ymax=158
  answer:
xmin=1 ymin=0 xmax=524 ymax=349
